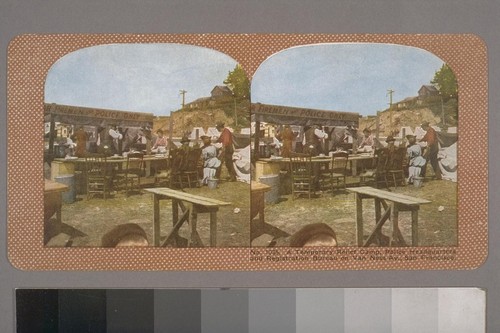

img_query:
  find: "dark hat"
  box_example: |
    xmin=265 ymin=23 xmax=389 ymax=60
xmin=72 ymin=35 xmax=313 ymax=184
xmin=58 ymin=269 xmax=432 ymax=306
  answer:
xmin=406 ymin=134 xmax=416 ymax=139
xmin=385 ymin=135 xmax=396 ymax=143
xmin=421 ymin=121 xmax=430 ymax=127
xmin=216 ymin=121 xmax=225 ymax=128
xmin=180 ymin=136 xmax=190 ymax=143
xmin=363 ymin=128 xmax=371 ymax=133
xmin=200 ymin=135 xmax=211 ymax=140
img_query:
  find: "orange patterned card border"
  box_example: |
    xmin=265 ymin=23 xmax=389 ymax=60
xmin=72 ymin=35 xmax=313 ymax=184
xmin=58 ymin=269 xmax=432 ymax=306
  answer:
xmin=7 ymin=34 xmax=487 ymax=270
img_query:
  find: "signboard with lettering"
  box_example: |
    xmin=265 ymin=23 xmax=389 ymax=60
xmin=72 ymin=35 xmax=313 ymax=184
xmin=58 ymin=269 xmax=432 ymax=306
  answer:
xmin=252 ymin=103 xmax=359 ymax=127
xmin=44 ymin=103 xmax=154 ymax=127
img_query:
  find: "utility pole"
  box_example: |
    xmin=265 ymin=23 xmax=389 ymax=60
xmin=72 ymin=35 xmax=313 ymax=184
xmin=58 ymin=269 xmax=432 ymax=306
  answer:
xmin=179 ymin=89 xmax=187 ymax=109
xmin=387 ymin=89 xmax=395 ymax=127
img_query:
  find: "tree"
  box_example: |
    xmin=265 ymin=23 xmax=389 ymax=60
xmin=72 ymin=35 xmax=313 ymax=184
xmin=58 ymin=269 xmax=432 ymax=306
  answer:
xmin=431 ymin=64 xmax=458 ymax=100
xmin=223 ymin=64 xmax=250 ymax=99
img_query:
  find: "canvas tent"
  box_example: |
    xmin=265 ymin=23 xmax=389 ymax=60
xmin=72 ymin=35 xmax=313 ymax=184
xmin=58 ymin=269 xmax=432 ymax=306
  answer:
xmin=437 ymin=132 xmax=458 ymax=182
xmin=188 ymin=127 xmax=206 ymax=140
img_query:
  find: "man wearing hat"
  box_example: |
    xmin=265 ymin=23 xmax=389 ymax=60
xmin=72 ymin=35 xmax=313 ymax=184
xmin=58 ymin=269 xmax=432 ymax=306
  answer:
xmin=216 ymin=121 xmax=237 ymax=181
xmin=179 ymin=135 xmax=191 ymax=151
xmin=420 ymin=122 xmax=442 ymax=180
xmin=406 ymin=134 xmax=427 ymax=184
xmin=385 ymin=135 xmax=397 ymax=154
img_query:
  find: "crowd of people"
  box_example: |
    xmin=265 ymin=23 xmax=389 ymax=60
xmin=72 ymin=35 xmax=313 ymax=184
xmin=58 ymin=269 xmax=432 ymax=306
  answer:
xmin=51 ymin=120 xmax=243 ymax=187
xmin=266 ymin=121 xmax=443 ymax=184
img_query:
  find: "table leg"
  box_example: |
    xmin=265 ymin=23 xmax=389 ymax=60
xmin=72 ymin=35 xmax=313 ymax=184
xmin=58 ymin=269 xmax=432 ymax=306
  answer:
xmin=363 ymin=207 xmax=391 ymax=247
xmin=172 ymin=199 xmax=179 ymax=228
xmin=375 ymin=198 xmax=382 ymax=244
xmin=259 ymin=203 xmax=265 ymax=231
xmin=153 ymin=194 xmax=160 ymax=246
xmin=411 ymin=209 xmax=419 ymax=246
xmin=250 ymin=192 xmax=265 ymax=241
xmin=56 ymin=193 xmax=62 ymax=225
xmin=210 ymin=211 xmax=217 ymax=247
xmin=189 ymin=205 xmax=203 ymax=247
xmin=161 ymin=208 xmax=189 ymax=247
xmin=355 ymin=193 xmax=363 ymax=246
xmin=145 ymin=160 xmax=151 ymax=177
xmin=351 ymin=160 xmax=358 ymax=176
xmin=390 ymin=202 xmax=400 ymax=246
xmin=190 ymin=207 xmax=197 ymax=246
xmin=389 ymin=202 xmax=399 ymax=246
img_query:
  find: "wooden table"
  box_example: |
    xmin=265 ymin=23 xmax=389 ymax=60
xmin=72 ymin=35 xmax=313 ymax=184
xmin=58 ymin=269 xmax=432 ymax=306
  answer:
xmin=347 ymin=154 xmax=376 ymax=176
xmin=250 ymin=181 xmax=289 ymax=243
xmin=52 ymin=155 xmax=169 ymax=178
xmin=144 ymin=188 xmax=231 ymax=247
xmin=256 ymin=154 xmax=375 ymax=178
xmin=347 ymin=186 xmax=431 ymax=246
xmin=44 ymin=179 xmax=69 ymax=224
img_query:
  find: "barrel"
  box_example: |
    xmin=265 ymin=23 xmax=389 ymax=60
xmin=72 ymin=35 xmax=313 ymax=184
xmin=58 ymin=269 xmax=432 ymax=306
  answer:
xmin=207 ymin=178 xmax=218 ymax=190
xmin=413 ymin=176 xmax=424 ymax=188
xmin=259 ymin=174 xmax=280 ymax=204
xmin=55 ymin=174 xmax=76 ymax=204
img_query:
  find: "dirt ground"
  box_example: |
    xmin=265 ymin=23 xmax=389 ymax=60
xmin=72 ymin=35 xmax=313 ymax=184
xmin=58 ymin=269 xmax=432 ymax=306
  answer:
xmin=265 ymin=175 xmax=457 ymax=247
xmin=46 ymin=165 xmax=456 ymax=248
xmin=46 ymin=176 xmax=251 ymax=247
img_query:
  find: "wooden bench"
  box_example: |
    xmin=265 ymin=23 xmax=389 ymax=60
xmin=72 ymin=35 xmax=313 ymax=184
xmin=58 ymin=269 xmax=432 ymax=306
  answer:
xmin=347 ymin=186 xmax=431 ymax=246
xmin=250 ymin=181 xmax=289 ymax=245
xmin=44 ymin=179 xmax=69 ymax=245
xmin=144 ymin=188 xmax=231 ymax=247
xmin=44 ymin=179 xmax=69 ymax=225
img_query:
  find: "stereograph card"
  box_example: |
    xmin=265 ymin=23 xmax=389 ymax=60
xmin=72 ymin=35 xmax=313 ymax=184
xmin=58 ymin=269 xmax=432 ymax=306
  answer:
xmin=6 ymin=34 xmax=487 ymax=270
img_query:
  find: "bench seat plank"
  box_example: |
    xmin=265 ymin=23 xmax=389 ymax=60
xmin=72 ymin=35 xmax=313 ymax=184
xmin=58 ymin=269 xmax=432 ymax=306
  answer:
xmin=144 ymin=188 xmax=231 ymax=207
xmin=347 ymin=186 xmax=431 ymax=206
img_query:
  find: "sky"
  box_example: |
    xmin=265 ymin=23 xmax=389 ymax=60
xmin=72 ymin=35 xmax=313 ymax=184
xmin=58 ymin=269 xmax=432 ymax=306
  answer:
xmin=251 ymin=43 xmax=445 ymax=116
xmin=45 ymin=43 xmax=445 ymax=118
xmin=45 ymin=44 xmax=239 ymax=116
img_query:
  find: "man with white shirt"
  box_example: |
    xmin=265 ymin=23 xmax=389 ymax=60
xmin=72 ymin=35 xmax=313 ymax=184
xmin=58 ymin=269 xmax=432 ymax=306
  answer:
xmin=108 ymin=125 xmax=123 ymax=155
xmin=303 ymin=124 xmax=328 ymax=156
